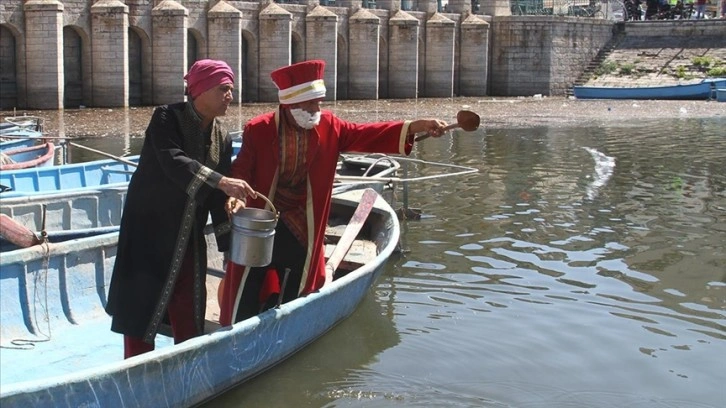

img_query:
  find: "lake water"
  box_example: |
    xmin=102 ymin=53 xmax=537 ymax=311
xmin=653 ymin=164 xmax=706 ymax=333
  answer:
xmin=6 ymin=98 xmax=724 ymax=407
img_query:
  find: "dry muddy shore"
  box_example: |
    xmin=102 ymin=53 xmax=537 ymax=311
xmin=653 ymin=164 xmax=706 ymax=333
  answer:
xmin=2 ymin=96 xmax=725 ymax=139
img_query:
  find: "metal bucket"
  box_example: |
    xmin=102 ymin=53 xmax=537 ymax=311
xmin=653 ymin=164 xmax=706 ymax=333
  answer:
xmin=230 ymin=194 xmax=278 ymax=267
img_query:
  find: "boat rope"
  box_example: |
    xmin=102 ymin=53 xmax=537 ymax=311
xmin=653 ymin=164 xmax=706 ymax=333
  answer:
xmin=359 ymin=155 xmax=400 ymax=178
xmin=0 ymin=206 xmax=52 ymax=350
xmin=334 ymin=155 xmax=479 ymax=184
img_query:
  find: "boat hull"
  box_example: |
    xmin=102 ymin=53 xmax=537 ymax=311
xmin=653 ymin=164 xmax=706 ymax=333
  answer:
xmin=0 ymin=116 xmax=45 ymax=152
xmin=0 ymin=189 xmax=399 ymax=408
xmin=0 ymin=186 xmax=128 ymax=232
xmin=0 ymin=142 xmax=56 ymax=170
xmin=0 ymin=138 xmax=35 ymax=152
xmin=573 ymin=81 xmax=714 ymax=100
xmin=0 ymin=152 xmax=398 ymax=199
xmin=0 ymin=156 xmax=138 ymax=198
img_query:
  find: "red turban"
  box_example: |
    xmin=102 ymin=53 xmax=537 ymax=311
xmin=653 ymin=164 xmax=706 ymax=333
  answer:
xmin=270 ymin=60 xmax=326 ymax=105
xmin=184 ymin=59 xmax=234 ymax=99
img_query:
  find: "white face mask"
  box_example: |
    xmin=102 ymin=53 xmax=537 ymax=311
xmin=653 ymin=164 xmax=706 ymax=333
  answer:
xmin=290 ymin=108 xmax=321 ymax=130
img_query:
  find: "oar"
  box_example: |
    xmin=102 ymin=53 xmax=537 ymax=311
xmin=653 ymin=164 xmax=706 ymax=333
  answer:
xmin=0 ymin=134 xmax=137 ymax=166
xmin=0 ymin=134 xmax=104 ymax=140
xmin=68 ymin=142 xmax=138 ymax=167
xmin=324 ymin=188 xmax=378 ymax=284
xmin=415 ymin=109 xmax=481 ymax=142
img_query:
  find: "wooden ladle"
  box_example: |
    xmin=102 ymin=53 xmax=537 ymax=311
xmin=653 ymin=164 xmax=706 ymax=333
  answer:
xmin=415 ymin=110 xmax=481 ymax=142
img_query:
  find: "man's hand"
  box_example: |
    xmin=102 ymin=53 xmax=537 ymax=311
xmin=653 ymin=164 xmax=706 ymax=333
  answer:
xmin=408 ymin=118 xmax=448 ymax=140
xmin=218 ymin=177 xmax=256 ymax=200
xmin=225 ymin=197 xmax=246 ymax=218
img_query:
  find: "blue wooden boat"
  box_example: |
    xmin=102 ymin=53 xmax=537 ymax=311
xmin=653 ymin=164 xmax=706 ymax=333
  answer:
xmin=0 ymin=188 xmax=399 ymax=408
xmin=0 ymin=116 xmax=44 ymax=151
xmin=0 ymin=115 xmax=44 ymax=132
xmin=0 ymin=151 xmax=400 ymax=198
xmin=0 ymin=138 xmax=234 ymax=197
xmin=0 ymin=224 xmax=120 ymax=252
xmin=0 ymin=185 xmax=128 ymax=232
xmin=0 ymin=137 xmax=35 ymax=152
xmin=573 ymin=78 xmax=722 ymax=100
xmin=0 ymin=155 xmax=138 ymax=197
xmin=0 ymin=142 xmax=56 ymax=170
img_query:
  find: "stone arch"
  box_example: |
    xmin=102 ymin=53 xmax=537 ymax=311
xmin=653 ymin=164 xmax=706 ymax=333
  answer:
xmin=241 ymin=30 xmax=258 ymax=102
xmin=337 ymin=33 xmax=348 ymax=100
xmin=0 ymin=24 xmax=22 ymax=109
xmin=379 ymin=35 xmax=388 ymax=98
xmin=187 ymin=28 xmax=205 ymax=70
xmin=63 ymin=25 xmax=90 ymax=108
xmin=291 ymin=31 xmax=304 ymax=63
xmin=128 ymin=26 xmax=152 ymax=106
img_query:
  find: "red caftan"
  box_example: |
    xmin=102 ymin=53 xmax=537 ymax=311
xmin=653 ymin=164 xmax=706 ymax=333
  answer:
xmin=219 ymin=108 xmax=414 ymax=325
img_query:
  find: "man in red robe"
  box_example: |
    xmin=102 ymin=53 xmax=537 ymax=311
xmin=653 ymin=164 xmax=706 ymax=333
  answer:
xmin=219 ymin=59 xmax=447 ymax=325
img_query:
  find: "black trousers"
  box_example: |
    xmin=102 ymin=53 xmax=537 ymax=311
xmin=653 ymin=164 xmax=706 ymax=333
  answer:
xmin=234 ymin=221 xmax=306 ymax=321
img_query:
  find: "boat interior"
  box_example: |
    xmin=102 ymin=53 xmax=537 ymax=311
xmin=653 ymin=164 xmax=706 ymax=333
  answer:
xmin=0 ymin=194 xmax=388 ymax=388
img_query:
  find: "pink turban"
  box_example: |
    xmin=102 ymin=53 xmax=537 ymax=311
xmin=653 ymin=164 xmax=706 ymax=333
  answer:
xmin=184 ymin=59 xmax=234 ymax=99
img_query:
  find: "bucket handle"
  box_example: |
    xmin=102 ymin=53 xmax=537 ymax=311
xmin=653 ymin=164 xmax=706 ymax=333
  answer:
xmin=256 ymin=192 xmax=279 ymax=220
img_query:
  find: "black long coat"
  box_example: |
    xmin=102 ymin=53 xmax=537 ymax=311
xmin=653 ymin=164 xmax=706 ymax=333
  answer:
xmin=105 ymin=102 xmax=232 ymax=343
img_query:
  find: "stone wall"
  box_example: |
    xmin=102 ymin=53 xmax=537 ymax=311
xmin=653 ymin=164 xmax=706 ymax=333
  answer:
xmin=7 ymin=0 xmax=708 ymax=109
xmin=0 ymin=0 xmax=495 ymax=109
xmin=490 ymin=16 xmax=613 ymax=97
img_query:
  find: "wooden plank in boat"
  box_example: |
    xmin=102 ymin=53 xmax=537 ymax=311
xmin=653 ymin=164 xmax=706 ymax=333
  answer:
xmin=324 ymin=239 xmax=377 ymax=272
xmin=201 ymin=237 xmax=376 ymax=333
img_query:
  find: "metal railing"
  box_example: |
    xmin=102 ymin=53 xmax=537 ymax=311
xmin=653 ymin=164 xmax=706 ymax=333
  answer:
xmin=510 ymin=0 xmax=627 ymax=19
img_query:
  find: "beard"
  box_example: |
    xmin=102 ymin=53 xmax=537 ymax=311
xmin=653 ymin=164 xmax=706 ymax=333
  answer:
xmin=290 ymin=108 xmax=321 ymax=130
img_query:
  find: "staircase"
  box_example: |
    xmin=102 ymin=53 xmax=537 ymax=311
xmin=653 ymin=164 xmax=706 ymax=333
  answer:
xmin=567 ymin=23 xmax=627 ymax=97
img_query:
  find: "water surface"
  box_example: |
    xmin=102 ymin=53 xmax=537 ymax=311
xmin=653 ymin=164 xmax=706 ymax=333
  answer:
xmin=5 ymin=99 xmax=724 ymax=407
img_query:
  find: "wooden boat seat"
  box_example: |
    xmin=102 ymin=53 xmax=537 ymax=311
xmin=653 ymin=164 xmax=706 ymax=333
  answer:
xmin=324 ymin=225 xmax=378 ymax=272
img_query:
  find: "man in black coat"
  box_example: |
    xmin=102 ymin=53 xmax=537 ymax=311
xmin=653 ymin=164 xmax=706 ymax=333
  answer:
xmin=105 ymin=59 xmax=256 ymax=358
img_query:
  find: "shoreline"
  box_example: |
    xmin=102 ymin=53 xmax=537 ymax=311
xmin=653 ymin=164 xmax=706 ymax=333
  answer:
xmin=2 ymin=97 xmax=725 ymax=139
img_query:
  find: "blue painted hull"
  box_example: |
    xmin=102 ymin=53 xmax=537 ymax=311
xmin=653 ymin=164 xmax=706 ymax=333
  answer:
xmin=0 ymin=225 xmax=120 ymax=252
xmin=0 ymin=140 xmax=241 ymax=198
xmin=0 ymin=143 xmax=56 ymax=170
xmin=0 ymin=138 xmax=35 ymax=152
xmin=0 ymin=185 xmax=129 ymax=232
xmin=0 ymin=189 xmax=399 ymax=408
xmin=0 ymin=150 xmax=398 ymax=200
xmin=0 ymin=156 xmax=138 ymax=198
xmin=0 ymin=117 xmax=44 ymax=151
xmin=573 ymin=79 xmax=723 ymax=100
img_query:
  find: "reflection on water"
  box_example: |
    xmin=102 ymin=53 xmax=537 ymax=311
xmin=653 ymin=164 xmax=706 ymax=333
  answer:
xmin=5 ymin=103 xmax=724 ymax=407
xmin=206 ymin=112 xmax=725 ymax=407
xmin=379 ymin=118 xmax=725 ymax=408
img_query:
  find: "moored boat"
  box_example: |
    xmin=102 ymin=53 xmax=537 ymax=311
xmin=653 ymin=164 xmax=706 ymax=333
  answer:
xmin=573 ymin=78 xmax=726 ymax=100
xmin=0 ymin=138 xmax=35 ymax=152
xmin=0 ymin=115 xmax=45 ymax=151
xmin=717 ymin=88 xmax=726 ymax=103
xmin=0 ymin=115 xmax=44 ymax=132
xmin=0 ymin=155 xmax=138 ymax=197
xmin=0 ymin=188 xmax=399 ymax=407
xmin=0 ymin=185 xmax=128 ymax=232
xmin=0 ymin=152 xmax=400 ymax=199
xmin=0 ymin=142 xmax=56 ymax=171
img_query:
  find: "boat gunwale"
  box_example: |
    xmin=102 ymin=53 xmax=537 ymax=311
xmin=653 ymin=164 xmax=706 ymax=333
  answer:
xmin=0 ymin=142 xmax=55 ymax=171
